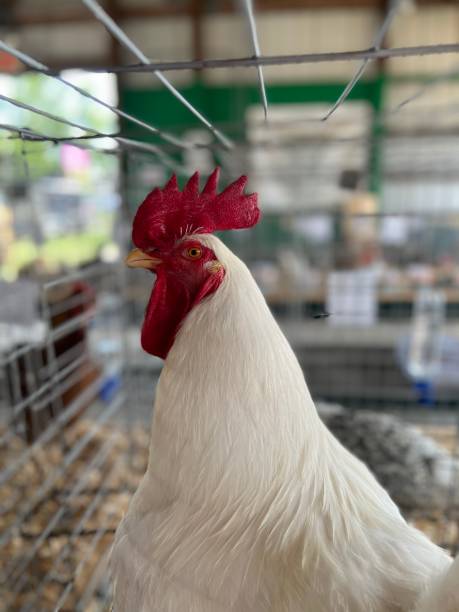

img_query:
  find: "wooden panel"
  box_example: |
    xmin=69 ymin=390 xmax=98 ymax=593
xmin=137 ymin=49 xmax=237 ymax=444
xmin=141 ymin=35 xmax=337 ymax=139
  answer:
xmin=12 ymin=0 xmax=453 ymax=26
xmin=204 ymin=9 xmax=378 ymax=83
xmin=19 ymin=22 xmax=110 ymax=63
xmin=388 ymin=5 xmax=459 ymax=76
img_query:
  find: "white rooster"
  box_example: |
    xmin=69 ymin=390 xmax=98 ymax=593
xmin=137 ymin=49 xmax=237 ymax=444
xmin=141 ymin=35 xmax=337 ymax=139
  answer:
xmin=111 ymin=169 xmax=459 ymax=612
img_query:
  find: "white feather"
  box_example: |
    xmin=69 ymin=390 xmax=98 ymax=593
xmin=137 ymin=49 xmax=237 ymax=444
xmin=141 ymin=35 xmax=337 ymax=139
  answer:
xmin=111 ymin=235 xmax=453 ymax=611
xmin=413 ymin=555 xmax=459 ymax=612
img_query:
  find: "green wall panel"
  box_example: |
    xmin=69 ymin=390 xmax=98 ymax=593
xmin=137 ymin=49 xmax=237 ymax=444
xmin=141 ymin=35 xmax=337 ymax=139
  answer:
xmin=120 ymin=76 xmax=386 ymax=193
xmin=120 ymin=78 xmax=384 ymax=137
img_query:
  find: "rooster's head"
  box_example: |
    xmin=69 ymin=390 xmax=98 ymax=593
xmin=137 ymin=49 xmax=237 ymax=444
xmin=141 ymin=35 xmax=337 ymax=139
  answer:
xmin=126 ymin=168 xmax=260 ymax=359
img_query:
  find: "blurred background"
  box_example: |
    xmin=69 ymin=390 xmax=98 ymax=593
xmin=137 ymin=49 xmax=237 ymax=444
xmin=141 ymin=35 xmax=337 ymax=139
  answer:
xmin=1 ymin=0 xmax=459 ymax=609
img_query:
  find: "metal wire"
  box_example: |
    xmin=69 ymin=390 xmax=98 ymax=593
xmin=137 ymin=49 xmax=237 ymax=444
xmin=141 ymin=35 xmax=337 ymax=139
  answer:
xmin=80 ymin=0 xmax=233 ymax=150
xmin=0 ymin=247 xmax=132 ymax=608
xmin=0 ymin=39 xmax=196 ymax=151
xmin=321 ymin=0 xmax=401 ymax=121
xmin=0 ymin=351 xmax=89 ymax=441
xmin=0 ymin=96 xmax=183 ymax=169
xmin=389 ymin=66 xmax=459 ymax=114
xmin=239 ymin=0 xmax=268 ymax=120
xmin=0 ymin=123 xmax=111 ymax=145
xmin=7 ymin=108 xmax=459 ymax=154
xmin=69 ymin=43 xmax=459 ymax=73
xmin=0 ymin=93 xmax=106 ymax=137
xmin=6 ymin=434 xmax=118 ymax=588
xmin=75 ymin=547 xmax=111 ymax=612
xmin=0 ymin=265 xmax=120 ymax=465
xmin=52 ymin=457 xmax=123 ymax=612
xmin=16 ymin=449 xmax=122 ymax=611
xmin=0 ymin=387 xmax=123 ymax=551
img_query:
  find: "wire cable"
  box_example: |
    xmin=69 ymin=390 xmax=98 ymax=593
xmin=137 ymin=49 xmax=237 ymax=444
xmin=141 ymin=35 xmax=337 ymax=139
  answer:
xmin=80 ymin=0 xmax=233 ymax=149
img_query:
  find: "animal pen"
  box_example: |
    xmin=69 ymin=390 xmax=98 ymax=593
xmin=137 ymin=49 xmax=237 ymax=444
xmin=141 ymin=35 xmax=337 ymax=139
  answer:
xmin=1 ymin=0 xmax=459 ymax=609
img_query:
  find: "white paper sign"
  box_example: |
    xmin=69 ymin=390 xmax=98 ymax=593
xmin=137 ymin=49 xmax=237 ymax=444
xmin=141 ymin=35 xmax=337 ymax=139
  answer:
xmin=326 ymin=268 xmax=378 ymax=326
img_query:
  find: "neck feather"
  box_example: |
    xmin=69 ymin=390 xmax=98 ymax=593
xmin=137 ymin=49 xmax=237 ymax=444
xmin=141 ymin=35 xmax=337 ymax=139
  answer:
xmin=147 ymin=236 xmax=322 ymax=499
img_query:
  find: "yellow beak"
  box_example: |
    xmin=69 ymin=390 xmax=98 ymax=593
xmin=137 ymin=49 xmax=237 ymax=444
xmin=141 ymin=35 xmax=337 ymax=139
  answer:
xmin=125 ymin=248 xmax=162 ymax=270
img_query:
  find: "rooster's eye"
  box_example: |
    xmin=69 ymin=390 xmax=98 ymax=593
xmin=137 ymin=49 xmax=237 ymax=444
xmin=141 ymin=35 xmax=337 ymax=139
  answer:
xmin=184 ymin=246 xmax=202 ymax=260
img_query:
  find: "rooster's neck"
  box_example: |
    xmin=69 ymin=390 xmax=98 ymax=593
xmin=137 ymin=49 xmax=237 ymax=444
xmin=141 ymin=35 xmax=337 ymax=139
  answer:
xmin=146 ymin=236 xmax=322 ymax=500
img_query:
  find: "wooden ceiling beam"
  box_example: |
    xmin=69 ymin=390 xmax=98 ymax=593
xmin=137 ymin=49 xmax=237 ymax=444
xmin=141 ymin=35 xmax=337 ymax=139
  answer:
xmin=254 ymin=0 xmax=457 ymax=6
xmin=12 ymin=0 xmax=457 ymax=27
xmin=252 ymin=0 xmax=380 ymax=8
xmin=12 ymin=5 xmax=190 ymax=27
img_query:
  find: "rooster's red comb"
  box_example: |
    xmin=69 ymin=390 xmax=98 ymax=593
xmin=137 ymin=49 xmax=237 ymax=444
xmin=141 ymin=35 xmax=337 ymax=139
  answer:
xmin=132 ymin=168 xmax=260 ymax=250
